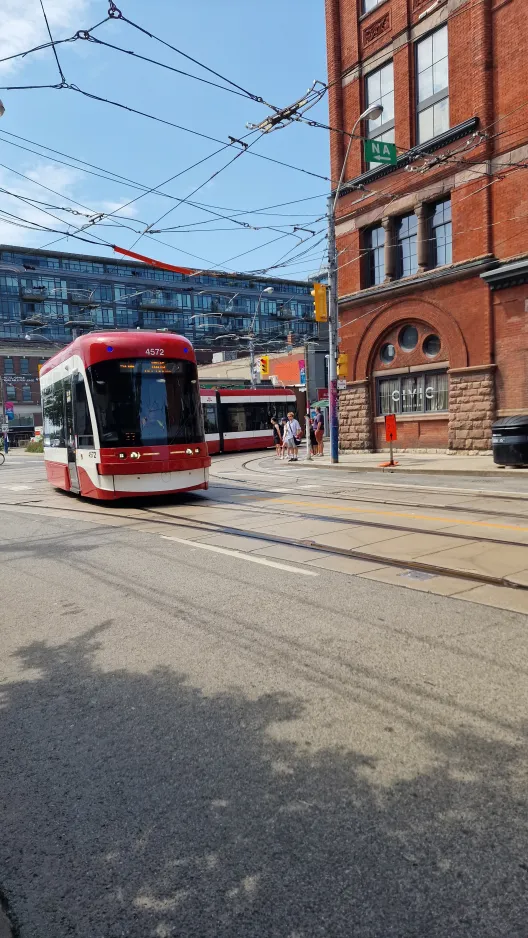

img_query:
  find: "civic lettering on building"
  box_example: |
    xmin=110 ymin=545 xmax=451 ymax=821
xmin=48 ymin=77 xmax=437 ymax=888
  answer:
xmin=363 ymin=12 xmax=391 ymax=45
xmin=391 ymin=386 xmax=436 ymax=402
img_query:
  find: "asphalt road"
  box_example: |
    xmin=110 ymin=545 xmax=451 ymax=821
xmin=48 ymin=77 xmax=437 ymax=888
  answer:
xmin=1 ymin=465 xmax=528 ymax=937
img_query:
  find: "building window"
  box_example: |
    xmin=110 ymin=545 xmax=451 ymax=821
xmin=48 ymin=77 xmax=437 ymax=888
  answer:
xmin=6 ymin=385 xmax=16 ymax=401
xmin=95 ymin=307 xmax=115 ymax=325
xmin=377 ymin=371 xmax=448 ymax=415
xmin=22 ymin=385 xmax=32 ymax=402
xmin=431 ymin=199 xmax=452 ymax=266
xmin=4 ymin=358 xmax=14 ymax=374
xmin=396 ymin=214 xmax=418 ymax=277
xmin=363 ymin=0 xmax=383 ymax=10
xmin=20 ymin=358 xmax=30 ymax=374
xmin=416 ymin=26 xmax=449 ymax=143
xmin=380 ymin=343 xmax=395 ymax=364
xmin=365 ymin=63 xmax=395 ymax=167
xmin=398 ymin=325 xmax=418 ymax=351
xmin=423 ymin=334 xmax=441 ymax=358
xmin=365 ymin=225 xmax=385 ymax=285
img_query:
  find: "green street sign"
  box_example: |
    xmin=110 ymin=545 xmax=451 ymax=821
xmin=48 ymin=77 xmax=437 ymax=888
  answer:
xmin=364 ymin=139 xmax=397 ymax=165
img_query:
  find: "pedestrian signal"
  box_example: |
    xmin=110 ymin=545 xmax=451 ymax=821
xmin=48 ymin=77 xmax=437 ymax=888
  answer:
xmin=310 ymin=282 xmax=328 ymax=322
xmin=259 ymin=355 xmax=270 ymax=376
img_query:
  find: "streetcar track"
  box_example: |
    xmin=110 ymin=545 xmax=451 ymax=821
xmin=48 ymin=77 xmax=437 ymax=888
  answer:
xmin=235 ymin=455 xmax=528 ymax=502
xmin=1 ymin=494 xmax=527 ymax=593
xmin=210 ymin=478 xmax=528 ymax=524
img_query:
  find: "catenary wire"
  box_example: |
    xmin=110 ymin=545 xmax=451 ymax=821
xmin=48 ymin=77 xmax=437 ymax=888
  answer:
xmin=38 ymin=0 xmax=67 ymax=84
xmin=0 ymin=129 xmax=328 ymax=223
xmin=108 ymin=0 xmax=265 ymax=102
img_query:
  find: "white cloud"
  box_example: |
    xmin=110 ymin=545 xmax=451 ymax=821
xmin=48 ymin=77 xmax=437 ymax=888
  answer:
xmin=0 ymin=0 xmax=92 ymax=74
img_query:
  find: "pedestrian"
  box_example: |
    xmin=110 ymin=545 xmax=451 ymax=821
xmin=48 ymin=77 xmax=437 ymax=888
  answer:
xmin=283 ymin=411 xmax=302 ymax=462
xmin=314 ymin=406 xmax=324 ymax=456
xmin=280 ymin=417 xmax=288 ymax=459
xmin=3 ymin=431 xmax=8 ymax=456
xmin=309 ymin=416 xmax=317 ymax=454
xmin=271 ymin=417 xmax=282 ymax=457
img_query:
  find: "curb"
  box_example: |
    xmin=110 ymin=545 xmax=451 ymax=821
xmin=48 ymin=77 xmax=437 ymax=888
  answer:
xmin=304 ymin=462 xmax=528 ymax=480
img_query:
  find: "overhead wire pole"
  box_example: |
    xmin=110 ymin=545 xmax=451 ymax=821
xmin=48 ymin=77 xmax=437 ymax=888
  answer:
xmin=327 ymin=102 xmax=384 ymax=463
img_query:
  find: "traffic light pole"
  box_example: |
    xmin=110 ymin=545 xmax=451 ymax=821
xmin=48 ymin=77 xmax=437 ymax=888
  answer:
xmin=304 ymin=337 xmax=312 ymax=461
xmin=327 ymin=195 xmax=339 ymax=464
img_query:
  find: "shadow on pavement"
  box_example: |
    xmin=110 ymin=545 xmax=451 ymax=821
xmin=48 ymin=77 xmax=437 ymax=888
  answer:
xmin=0 ymin=625 xmax=526 ymax=938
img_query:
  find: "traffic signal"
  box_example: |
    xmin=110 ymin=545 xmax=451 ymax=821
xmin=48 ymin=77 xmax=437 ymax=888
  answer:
xmin=259 ymin=355 xmax=270 ymax=377
xmin=337 ymin=353 xmax=349 ymax=378
xmin=310 ymin=282 xmax=328 ymax=322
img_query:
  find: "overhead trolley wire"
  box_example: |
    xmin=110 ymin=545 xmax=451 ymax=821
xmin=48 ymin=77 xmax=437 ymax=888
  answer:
xmin=0 ymin=129 xmax=327 ymax=228
xmin=105 ymin=0 xmax=266 ymax=103
xmin=38 ymin=0 xmax=67 ymax=85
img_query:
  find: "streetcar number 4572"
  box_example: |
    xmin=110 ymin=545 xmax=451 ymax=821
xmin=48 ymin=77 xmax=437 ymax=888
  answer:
xmin=145 ymin=348 xmax=164 ymax=356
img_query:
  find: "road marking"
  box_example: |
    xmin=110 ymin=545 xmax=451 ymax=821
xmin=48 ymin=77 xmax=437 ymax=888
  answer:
xmin=262 ymin=498 xmax=528 ymax=534
xmin=160 ymin=535 xmax=318 ymax=575
xmin=6 ymin=484 xmax=32 ymax=491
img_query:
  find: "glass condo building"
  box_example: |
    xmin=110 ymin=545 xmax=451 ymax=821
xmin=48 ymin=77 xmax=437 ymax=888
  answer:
xmin=0 ymin=245 xmax=316 ymax=349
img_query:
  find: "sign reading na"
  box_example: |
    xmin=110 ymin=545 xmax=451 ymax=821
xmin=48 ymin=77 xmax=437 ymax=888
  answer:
xmin=364 ymin=139 xmax=397 ymax=166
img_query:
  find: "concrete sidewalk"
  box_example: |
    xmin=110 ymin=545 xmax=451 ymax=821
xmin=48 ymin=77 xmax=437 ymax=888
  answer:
xmin=309 ymin=451 xmax=528 ymax=478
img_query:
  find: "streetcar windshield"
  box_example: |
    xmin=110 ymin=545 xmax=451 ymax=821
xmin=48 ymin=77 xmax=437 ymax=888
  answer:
xmin=87 ymin=358 xmax=204 ymax=447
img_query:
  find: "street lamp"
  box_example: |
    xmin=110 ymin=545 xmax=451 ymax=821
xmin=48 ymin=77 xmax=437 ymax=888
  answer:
xmin=249 ymin=286 xmax=273 ymax=388
xmin=0 ymin=100 xmax=5 ymax=119
xmin=327 ymin=103 xmax=384 ymax=463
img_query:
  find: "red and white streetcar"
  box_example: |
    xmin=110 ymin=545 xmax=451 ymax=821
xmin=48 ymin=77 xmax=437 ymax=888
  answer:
xmin=40 ymin=331 xmax=211 ymax=500
xmin=200 ymin=387 xmax=297 ymax=454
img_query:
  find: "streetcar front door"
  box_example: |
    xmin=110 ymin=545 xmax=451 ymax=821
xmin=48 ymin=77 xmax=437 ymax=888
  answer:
xmin=64 ymin=381 xmax=80 ymax=493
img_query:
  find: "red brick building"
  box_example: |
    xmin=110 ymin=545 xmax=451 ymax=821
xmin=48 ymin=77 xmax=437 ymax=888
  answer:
xmin=325 ymin=0 xmax=528 ymax=451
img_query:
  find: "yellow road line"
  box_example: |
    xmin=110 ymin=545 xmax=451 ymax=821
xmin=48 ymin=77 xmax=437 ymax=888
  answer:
xmin=241 ymin=497 xmax=528 ymax=534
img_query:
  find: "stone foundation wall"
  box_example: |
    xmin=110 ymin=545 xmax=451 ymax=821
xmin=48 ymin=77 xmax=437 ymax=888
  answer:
xmin=448 ymin=366 xmax=495 ymax=450
xmin=338 ymin=380 xmax=373 ymax=451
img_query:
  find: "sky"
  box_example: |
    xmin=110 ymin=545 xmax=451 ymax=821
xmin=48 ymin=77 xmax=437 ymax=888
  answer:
xmin=0 ymin=0 xmax=330 ymax=282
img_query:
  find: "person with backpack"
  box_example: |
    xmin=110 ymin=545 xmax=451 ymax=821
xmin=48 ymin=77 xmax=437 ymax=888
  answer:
xmin=283 ymin=411 xmax=302 ymax=462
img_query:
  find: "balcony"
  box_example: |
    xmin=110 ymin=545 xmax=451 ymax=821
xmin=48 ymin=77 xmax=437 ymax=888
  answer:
xmin=139 ymin=295 xmax=174 ymax=311
xmin=21 ymin=286 xmax=47 ymax=301
xmin=21 ymin=315 xmax=46 ymax=327
xmin=69 ymin=290 xmax=97 ymax=305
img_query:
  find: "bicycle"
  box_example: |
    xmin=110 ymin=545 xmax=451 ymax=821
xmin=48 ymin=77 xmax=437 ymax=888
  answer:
xmin=0 ymin=452 xmax=5 ymax=466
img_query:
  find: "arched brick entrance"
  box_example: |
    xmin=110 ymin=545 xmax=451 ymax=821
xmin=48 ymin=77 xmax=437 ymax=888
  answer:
xmin=339 ymin=299 xmax=494 ymax=451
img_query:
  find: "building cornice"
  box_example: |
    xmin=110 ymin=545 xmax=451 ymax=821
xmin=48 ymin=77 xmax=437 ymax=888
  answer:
xmin=339 ymin=255 xmax=494 ymax=308
xmin=480 ymin=257 xmax=528 ymax=290
xmin=337 ymin=118 xmax=479 ymax=196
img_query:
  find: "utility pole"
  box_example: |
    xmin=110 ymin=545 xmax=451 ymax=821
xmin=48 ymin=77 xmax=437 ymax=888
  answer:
xmin=250 ymin=287 xmax=274 ymax=389
xmin=327 ymin=196 xmax=339 ymax=464
xmin=327 ymin=103 xmax=384 ymax=465
xmin=249 ymin=335 xmax=256 ymax=389
xmin=304 ymin=336 xmax=312 ymax=461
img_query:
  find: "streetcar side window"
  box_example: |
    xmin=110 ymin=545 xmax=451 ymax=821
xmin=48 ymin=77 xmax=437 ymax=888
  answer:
xmin=220 ymin=402 xmax=273 ymax=433
xmin=202 ymin=404 xmax=218 ymax=434
xmin=73 ymin=375 xmax=94 ymax=448
xmin=42 ymin=381 xmax=66 ymax=447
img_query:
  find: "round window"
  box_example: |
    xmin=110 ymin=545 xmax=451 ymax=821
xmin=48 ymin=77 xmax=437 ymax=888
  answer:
xmin=398 ymin=325 xmax=419 ymax=351
xmin=423 ymin=333 xmax=441 ymax=358
xmin=380 ymin=343 xmax=396 ymax=364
